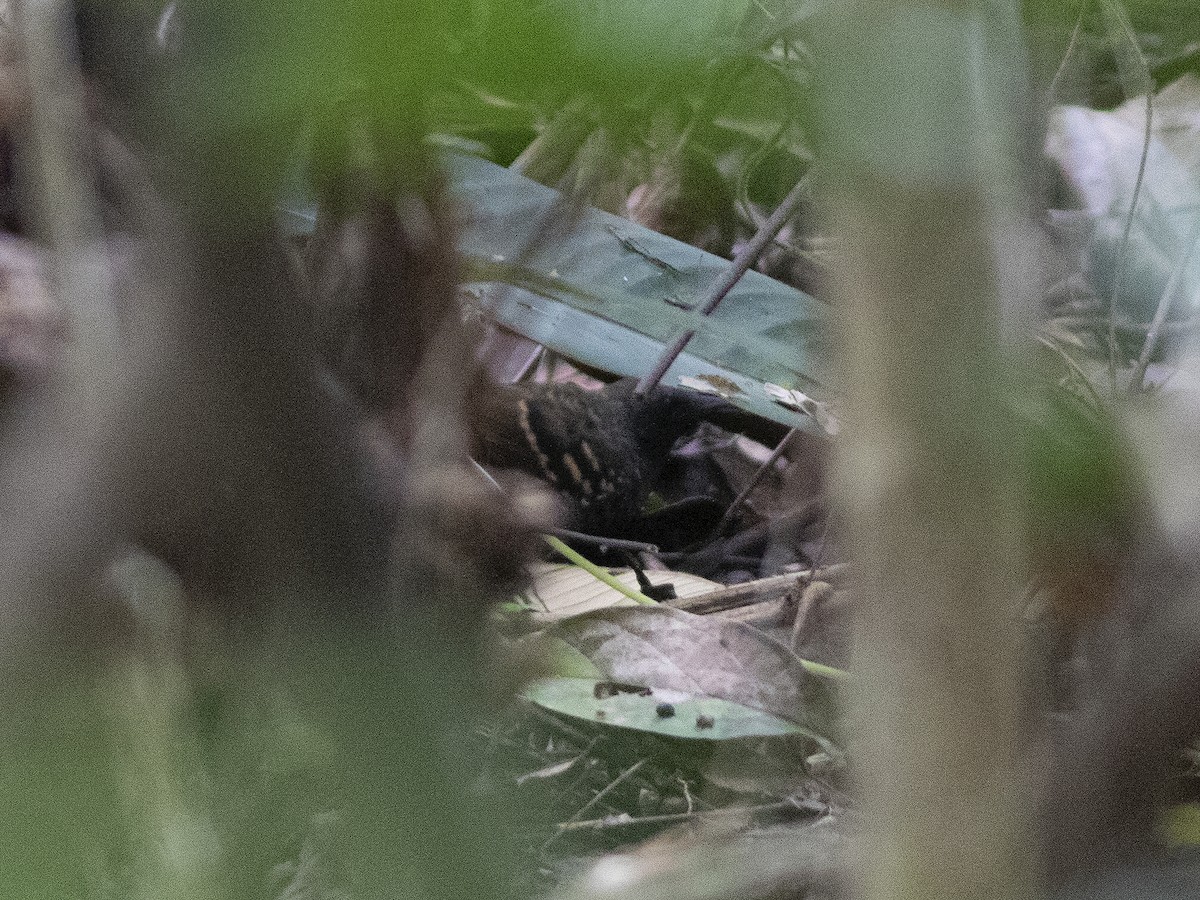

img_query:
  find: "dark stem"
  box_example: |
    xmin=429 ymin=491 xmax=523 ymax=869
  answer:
xmin=636 ymin=177 xmax=809 ymax=396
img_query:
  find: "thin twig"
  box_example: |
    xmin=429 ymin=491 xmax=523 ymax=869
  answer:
xmin=545 ymin=528 xmax=659 ymax=554
xmin=1107 ymin=91 xmax=1153 ymax=395
xmin=711 ymin=427 xmax=798 ymax=537
xmin=790 ymin=579 xmax=833 ymax=656
xmin=676 ymin=775 xmax=694 ymax=815
xmin=636 ymin=177 xmax=809 ymax=396
xmin=1046 ymin=1 xmax=1089 ymax=105
xmin=790 ymin=506 xmax=832 ymax=653
xmin=470 ymin=460 xmax=660 ymax=605
xmin=1053 ymin=314 xmax=1195 ymax=340
xmin=541 ymin=758 xmax=648 ymax=853
xmin=664 ymin=564 xmax=849 ymax=615
xmin=1096 ymin=0 xmax=1155 ymax=395
xmin=1131 ymin=209 xmax=1200 ymax=391
xmin=542 ymin=535 xmax=658 ymax=606
xmin=553 ymin=794 xmax=823 ymax=832
xmin=1034 ymin=334 xmax=1106 ymax=408
xmin=514 ymin=736 xmax=602 ymax=787
xmin=527 ymin=706 xmax=599 ymax=746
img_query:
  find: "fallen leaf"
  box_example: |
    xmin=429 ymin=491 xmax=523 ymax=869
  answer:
xmin=544 ymin=605 xmax=840 ymax=744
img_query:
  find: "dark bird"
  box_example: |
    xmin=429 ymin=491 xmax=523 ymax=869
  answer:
xmin=470 ymin=378 xmax=785 ymax=547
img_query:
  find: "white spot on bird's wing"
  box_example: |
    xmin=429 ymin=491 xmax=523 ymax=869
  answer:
xmin=562 ymin=454 xmax=593 ymax=495
xmin=580 ymin=441 xmax=602 ymax=472
xmin=518 ymin=399 xmax=558 ymax=484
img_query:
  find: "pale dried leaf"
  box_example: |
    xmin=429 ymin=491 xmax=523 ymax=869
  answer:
xmin=546 ymin=605 xmax=839 ymax=740
xmin=520 ymin=563 xmax=720 ymax=625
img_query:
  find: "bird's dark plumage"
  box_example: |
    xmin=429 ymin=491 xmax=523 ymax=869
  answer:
xmin=471 ymin=378 xmax=783 ymax=542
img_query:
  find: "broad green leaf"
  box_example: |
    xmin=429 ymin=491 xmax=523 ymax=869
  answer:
xmin=523 ymin=677 xmax=806 ymax=741
xmin=448 ymin=152 xmax=828 ymax=389
xmin=284 ymin=151 xmax=832 ymax=432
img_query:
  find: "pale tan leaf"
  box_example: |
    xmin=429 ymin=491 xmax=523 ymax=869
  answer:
xmin=520 ymin=562 xmax=721 ymax=625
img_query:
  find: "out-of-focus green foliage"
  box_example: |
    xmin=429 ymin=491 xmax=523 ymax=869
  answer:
xmin=175 ymin=0 xmax=759 ymax=138
xmin=1022 ymin=380 xmax=1136 ymax=558
xmin=465 ymin=0 xmax=749 ymax=103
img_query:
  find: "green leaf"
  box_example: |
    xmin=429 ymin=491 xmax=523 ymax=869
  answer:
xmin=283 ymin=150 xmax=832 ymax=431
xmin=449 ymin=152 xmax=827 ymax=388
xmin=523 ymin=677 xmax=806 ymax=741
